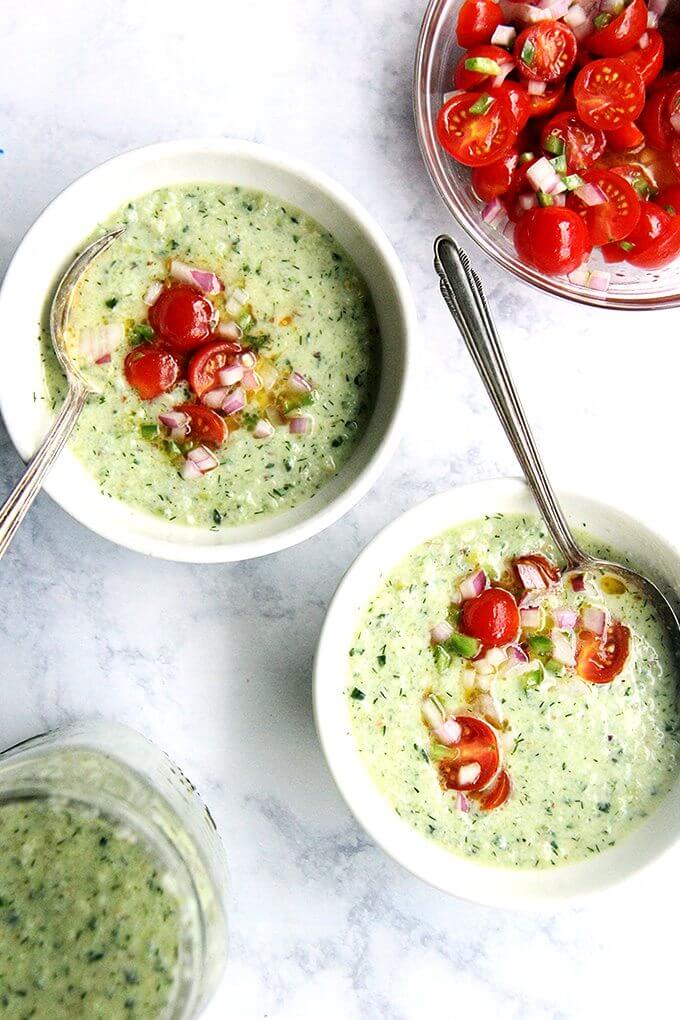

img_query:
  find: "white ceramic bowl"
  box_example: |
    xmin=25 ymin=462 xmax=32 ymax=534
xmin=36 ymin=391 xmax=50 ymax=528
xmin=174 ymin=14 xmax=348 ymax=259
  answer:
xmin=0 ymin=139 xmax=415 ymax=562
xmin=314 ymin=478 xmax=680 ymax=908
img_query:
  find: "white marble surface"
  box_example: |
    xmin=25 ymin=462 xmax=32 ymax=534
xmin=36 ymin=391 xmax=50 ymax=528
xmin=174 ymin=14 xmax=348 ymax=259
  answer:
xmin=2 ymin=1 xmax=680 ymax=1017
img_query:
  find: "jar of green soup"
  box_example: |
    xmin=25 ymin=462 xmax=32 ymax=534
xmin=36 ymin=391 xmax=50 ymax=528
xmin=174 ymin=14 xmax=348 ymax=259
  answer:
xmin=0 ymin=720 xmax=228 ymax=1019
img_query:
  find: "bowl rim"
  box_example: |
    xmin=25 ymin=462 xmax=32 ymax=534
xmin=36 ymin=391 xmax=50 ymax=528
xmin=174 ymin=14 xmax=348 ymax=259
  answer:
xmin=313 ymin=476 xmax=680 ymax=908
xmin=0 ymin=138 xmax=416 ymax=562
xmin=413 ymin=0 xmax=680 ymax=312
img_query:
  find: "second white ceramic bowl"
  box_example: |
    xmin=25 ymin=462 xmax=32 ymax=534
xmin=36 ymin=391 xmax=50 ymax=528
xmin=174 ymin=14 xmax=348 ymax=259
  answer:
xmin=0 ymin=139 xmax=415 ymax=561
xmin=314 ymin=478 xmax=680 ymax=908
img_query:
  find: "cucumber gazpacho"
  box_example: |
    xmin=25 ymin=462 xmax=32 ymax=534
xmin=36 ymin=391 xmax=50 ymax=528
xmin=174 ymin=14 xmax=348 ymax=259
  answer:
xmin=41 ymin=184 xmax=380 ymax=527
xmin=348 ymin=514 xmax=680 ymax=868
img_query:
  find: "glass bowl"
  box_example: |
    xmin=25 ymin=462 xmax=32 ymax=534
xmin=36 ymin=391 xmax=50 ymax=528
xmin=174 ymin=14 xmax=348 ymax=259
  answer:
xmin=413 ymin=0 xmax=680 ymax=310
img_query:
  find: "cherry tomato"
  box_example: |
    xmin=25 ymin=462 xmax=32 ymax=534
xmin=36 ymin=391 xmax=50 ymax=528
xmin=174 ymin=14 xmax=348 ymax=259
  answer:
xmin=437 ymin=92 xmax=517 ymax=167
xmin=541 ymin=112 xmax=606 ymax=171
xmin=574 ymin=58 xmax=645 ymax=130
xmin=527 ymin=83 xmax=566 ymax=118
xmin=512 ymin=553 xmax=560 ymax=588
xmin=437 ymin=715 xmax=501 ymax=793
xmin=657 ymin=184 xmax=680 ymax=216
xmin=456 ymin=0 xmax=502 ymax=48
xmin=488 ymin=82 xmax=532 ymax=131
xmin=605 ymin=121 xmax=645 ymax=152
xmin=639 ymin=88 xmax=675 ymax=150
xmin=627 ymin=210 xmax=680 ymax=268
xmin=474 ymin=769 xmax=512 ymax=810
xmin=571 ymin=168 xmax=640 ymax=244
xmin=174 ymin=403 xmax=228 ymax=448
xmin=460 ymin=587 xmax=520 ymax=647
xmin=514 ymin=207 xmax=592 ymax=275
xmin=453 ymin=45 xmax=513 ymax=90
xmin=622 ymin=199 xmax=671 ymax=250
xmin=187 ymin=339 xmax=243 ymax=397
xmin=650 ymin=70 xmax=680 ymax=96
xmin=124 ymin=345 xmax=180 ymax=400
xmin=514 ymin=22 xmax=577 ymax=83
xmin=610 ymin=162 xmax=655 ymax=198
xmin=620 ymin=28 xmax=665 ymax=87
xmin=471 ymin=149 xmax=520 ymax=200
xmin=587 ymin=0 xmax=647 ymax=57
xmin=148 ymin=285 xmax=215 ymax=353
xmin=576 ymin=621 xmax=630 ymax=684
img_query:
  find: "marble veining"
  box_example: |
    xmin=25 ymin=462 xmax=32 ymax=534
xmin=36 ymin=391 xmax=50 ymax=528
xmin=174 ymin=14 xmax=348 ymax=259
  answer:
xmin=1 ymin=1 xmax=679 ymax=1017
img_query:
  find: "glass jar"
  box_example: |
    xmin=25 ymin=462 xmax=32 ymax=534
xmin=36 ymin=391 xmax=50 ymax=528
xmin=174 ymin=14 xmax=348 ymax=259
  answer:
xmin=0 ymin=720 xmax=228 ymax=1018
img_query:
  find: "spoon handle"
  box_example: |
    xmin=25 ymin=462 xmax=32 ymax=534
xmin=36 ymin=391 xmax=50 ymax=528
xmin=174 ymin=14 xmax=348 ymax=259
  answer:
xmin=0 ymin=386 xmax=88 ymax=560
xmin=434 ymin=234 xmax=589 ymax=571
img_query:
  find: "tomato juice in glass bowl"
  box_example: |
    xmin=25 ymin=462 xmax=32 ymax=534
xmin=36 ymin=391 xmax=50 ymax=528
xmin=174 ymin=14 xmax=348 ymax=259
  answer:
xmin=414 ymin=0 xmax=680 ymax=309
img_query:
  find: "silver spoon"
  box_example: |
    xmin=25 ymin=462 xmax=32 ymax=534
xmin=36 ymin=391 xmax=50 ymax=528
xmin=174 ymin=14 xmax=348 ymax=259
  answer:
xmin=433 ymin=233 xmax=680 ymax=640
xmin=0 ymin=228 xmax=124 ymax=559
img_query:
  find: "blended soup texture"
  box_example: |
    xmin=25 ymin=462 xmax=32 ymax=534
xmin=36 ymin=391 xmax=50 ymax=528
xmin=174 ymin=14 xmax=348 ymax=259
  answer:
xmin=41 ymin=184 xmax=380 ymax=528
xmin=0 ymin=798 xmax=182 ymax=1018
xmin=348 ymin=513 xmax=680 ymax=869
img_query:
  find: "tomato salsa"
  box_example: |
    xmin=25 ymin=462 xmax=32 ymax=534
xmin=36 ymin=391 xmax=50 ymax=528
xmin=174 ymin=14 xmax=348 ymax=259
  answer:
xmin=348 ymin=514 xmax=680 ymax=869
xmin=438 ymin=0 xmax=680 ymax=288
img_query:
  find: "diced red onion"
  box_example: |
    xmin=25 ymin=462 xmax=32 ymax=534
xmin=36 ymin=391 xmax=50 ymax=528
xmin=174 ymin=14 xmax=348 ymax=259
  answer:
xmin=581 ymin=606 xmax=606 ymax=635
xmin=431 ymin=620 xmax=454 ymax=645
xmin=502 ymin=218 xmax=516 ymax=240
xmin=648 ymin=0 xmax=667 ymax=15
xmin=143 ymin=281 xmax=164 ymax=306
xmin=287 ymin=371 xmax=313 ymax=395
xmin=79 ymin=323 xmax=124 ymax=364
xmin=527 ymin=157 xmax=564 ymax=196
xmin=202 ymin=387 xmax=230 ymax=409
xmin=95 ymin=353 xmax=112 ymax=365
xmin=507 ymin=643 xmax=529 ymax=665
xmin=551 ymin=628 xmax=576 ymax=667
xmin=182 ymin=445 xmax=219 ymax=479
xmin=491 ymin=61 xmax=515 ymax=87
xmin=500 ymin=0 xmax=553 ymax=22
xmin=219 ymin=364 xmax=244 ymax=387
xmin=518 ymin=192 xmax=538 ymax=212
xmin=575 ymin=182 xmax=607 ymax=206
xmin=564 ymin=0 xmax=589 ymax=26
xmin=459 ymin=569 xmax=487 ymax=602
xmin=516 ymin=561 xmax=550 ymax=591
xmin=570 ymin=573 xmax=586 ymax=592
xmin=258 ymin=361 xmax=279 ymax=391
xmin=553 ymin=608 xmax=578 ymax=630
xmin=588 ymin=270 xmax=610 ymax=292
xmin=181 ymin=458 xmax=204 ymax=481
xmin=215 ymin=319 xmax=243 ymax=341
xmin=520 ymin=606 xmax=542 ymax=629
xmin=232 ymin=287 xmax=248 ymax=305
xmin=222 ymin=388 xmax=246 ymax=416
xmin=482 ymin=197 xmax=507 ymax=229
xmin=433 ymin=717 xmax=463 ymax=746
xmin=422 ymin=696 xmax=445 ymax=729
xmin=568 ymin=266 xmax=591 ymax=286
xmin=159 ymin=410 xmax=189 ymax=431
xmin=239 ymin=350 xmax=257 ymax=370
xmin=527 ymin=80 xmax=547 ymax=96
xmin=456 ymin=791 xmax=470 ymax=813
xmin=491 ymin=24 xmax=516 ymax=46
xmin=169 ymin=259 xmax=223 ymax=294
xmin=253 ymin=418 xmax=275 ymax=440
xmin=242 ymin=370 xmax=261 ymax=392
xmin=545 ymin=0 xmax=570 ymax=18
xmin=288 ymin=413 xmax=314 ymax=435
xmin=573 ymin=17 xmax=595 ymax=40
xmin=457 ymin=762 xmax=482 ymax=788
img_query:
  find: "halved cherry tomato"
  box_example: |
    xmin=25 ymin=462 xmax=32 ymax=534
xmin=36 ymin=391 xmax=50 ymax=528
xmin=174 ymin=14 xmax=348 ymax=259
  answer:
xmin=148 ymin=285 xmax=215 ymax=353
xmin=571 ymin=168 xmax=640 ymax=244
xmin=622 ymin=199 xmax=672 ymax=253
xmin=610 ymin=162 xmax=655 ymax=198
xmin=639 ymin=88 xmax=675 ymax=150
xmin=512 ymin=553 xmax=560 ymax=588
xmin=488 ymin=82 xmax=532 ymax=131
xmin=527 ymin=83 xmax=566 ymax=119
xmin=658 ymin=184 xmax=680 ymax=216
xmin=605 ymin=121 xmax=645 ymax=152
xmin=574 ymin=58 xmax=645 ymax=130
xmin=453 ymin=45 xmax=513 ymax=90
xmin=474 ymin=769 xmax=512 ymax=810
xmin=541 ymin=112 xmax=606 ymax=171
xmin=124 ymin=345 xmax=180 ymax=400
xmin=456 ymin=0 xmax=502 ymax=48
xmin=587 ymin=0 xmax=647 ymax=57
xmin=514 ymin=22 xmax=577 ymax=83
xmin=436 ymin=92 xmax=517 ymax=167
xmin=460 ymin=587 xmax=520 ymax=647
xmin=627 ymin=211 xmax=680 ymax=268
xmin=471 ymin=149 xmax=520 ymax=200
xmin=621 ymin=28 xmax=665 ymax=87
xmin=174 ymin=403 xmax=228 ymax=448
xmin=514 ymin=207 xmax=592 ymax=275
xmin=576 ymin=621 xmax=630 ymax=684
xmin=437 ymin=715 xmax=500 ymax=792
xmin=187 ymin=339 xmax=243 ymax=397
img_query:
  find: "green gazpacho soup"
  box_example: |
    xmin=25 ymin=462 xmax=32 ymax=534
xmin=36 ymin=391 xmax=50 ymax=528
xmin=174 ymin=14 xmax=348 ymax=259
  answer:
xmin=348 ymin=513 xmax=680 ymax=869
xmin=41 ymin=184 xmax=380 ymax=528
xmin=0 ymin=797 xmax=181 ymax=1017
